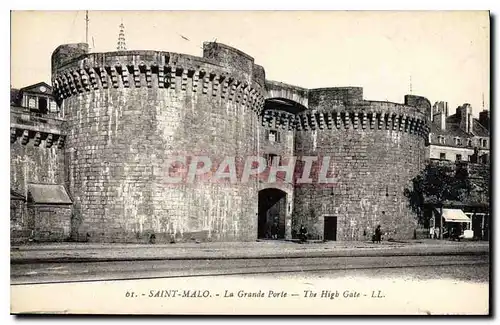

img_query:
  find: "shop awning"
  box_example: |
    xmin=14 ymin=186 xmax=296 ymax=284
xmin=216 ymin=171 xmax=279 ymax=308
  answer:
xmin=441 ymin=208 xmax=471 ymax=223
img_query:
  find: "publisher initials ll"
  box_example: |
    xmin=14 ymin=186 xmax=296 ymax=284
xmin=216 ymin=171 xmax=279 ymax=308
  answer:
xmin=371 ymin=290 xmax=384 ymax=298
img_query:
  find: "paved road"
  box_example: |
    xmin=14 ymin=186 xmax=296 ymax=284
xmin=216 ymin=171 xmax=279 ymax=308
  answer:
xmin=11 ymin=253 xmax=489 ymax=285
xmin=11 ymin=240 xmax=489 ymax=263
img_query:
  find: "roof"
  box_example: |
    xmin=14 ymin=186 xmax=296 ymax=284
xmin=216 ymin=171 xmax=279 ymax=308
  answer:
xmin=441 ymin=208 xmax=471 ymax=223
xmin=426 ymin=199 xmax=489 ymax=210
xmin=430 ymin=114 xmax=469 ymax=137
xmin=472 ymin=118 xmax=489 ymax=137
xmin=19 ymin=82 xmax=53 ymax=96
xmin=430 ymin=113 xmax=490 ymax=138
xmin=27 ymin=184 xmax=72 ymax=205
xmin=10 ymin=189 xmax=25 ymax=201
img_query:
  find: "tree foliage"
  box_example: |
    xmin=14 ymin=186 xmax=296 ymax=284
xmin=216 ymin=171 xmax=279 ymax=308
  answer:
xmin=404 ymin=162 xmax=471 ymax=223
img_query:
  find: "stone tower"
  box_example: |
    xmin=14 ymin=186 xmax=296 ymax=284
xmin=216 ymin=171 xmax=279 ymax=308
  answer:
xmin=51 ymin=42 xmax=266 ymax=242
xmin=291 ymin=90 xmax=429 ymax=240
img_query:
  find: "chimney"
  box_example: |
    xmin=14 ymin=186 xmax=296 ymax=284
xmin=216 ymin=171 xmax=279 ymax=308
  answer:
xmin=433 ymin=110 xmax=446 ymax=131
xmin=432 ymin=101 xmax=447 ymax=130
xmin=479 ymin=110 xmax=490 ymax=130
xmin=459 ymin=104 xmax=472 ymax=134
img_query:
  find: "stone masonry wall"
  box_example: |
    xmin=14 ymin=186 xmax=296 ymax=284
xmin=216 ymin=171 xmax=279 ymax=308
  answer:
xmin=28 ymin=205 xmax=72 ymax=242
xmin=10 ymin=108 xmax=66 ymax=196
xmin=10 ymin=105 xmax=67 ymax=243
xmin=42 ymin=41 xmax=432 ymax=243
xmin=10 ymin=142 xmax=65 ymax=196
xmin=258 ymin=113 xmax=295 ymax=239
xmin=293 ymin=89 xmax=429 ymax=241
xmin=53 ymin=43 xmax=265 ymax=243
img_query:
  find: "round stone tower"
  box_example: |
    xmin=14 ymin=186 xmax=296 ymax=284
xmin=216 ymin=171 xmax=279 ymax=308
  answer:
xmin=293 ymin=88 xmax=430 ymax=241
xmin=51 ymin=42 xmax=265 ymax=242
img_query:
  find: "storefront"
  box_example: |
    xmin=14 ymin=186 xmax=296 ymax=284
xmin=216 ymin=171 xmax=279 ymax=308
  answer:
xmin=440 ymin=208 xmax=472 ymax=240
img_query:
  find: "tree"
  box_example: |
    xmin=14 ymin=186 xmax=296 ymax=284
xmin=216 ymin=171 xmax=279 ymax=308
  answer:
xmin=404 ymin=162 xmax=471 ymax=237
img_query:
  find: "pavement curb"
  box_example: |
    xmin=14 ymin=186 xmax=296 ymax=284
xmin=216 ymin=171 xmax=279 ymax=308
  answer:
xmin=10 ymin=249 xmax=489 ymax=264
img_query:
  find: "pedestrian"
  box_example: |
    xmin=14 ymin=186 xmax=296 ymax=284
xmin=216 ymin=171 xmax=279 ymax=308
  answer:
xmin=434 ymin=227 xmax=440 ymax=240
xmin=375 ymin=225 xmax=382 ymax=243
xmin=429 ymin=226 xmax=435 ymax=239
xmin=271 ymin=222 xmax=278 ymax=240
xmin=299 ymin=224 xmax=308 ymax=243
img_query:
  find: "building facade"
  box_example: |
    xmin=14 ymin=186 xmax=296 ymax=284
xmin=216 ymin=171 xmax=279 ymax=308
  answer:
xmin=10 ymin=82 xmax=71 ymax=243
xmin=423 ymin=101 xmax=491 ymax=241
xmin=428 ymin=101 xmax=490 ymax=164
xmin=11 ymin=42 xmax=434 ymax=243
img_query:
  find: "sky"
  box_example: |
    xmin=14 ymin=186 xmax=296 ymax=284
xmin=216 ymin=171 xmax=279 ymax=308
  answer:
xmin=10 ymin=10 xmax=490 ymax=117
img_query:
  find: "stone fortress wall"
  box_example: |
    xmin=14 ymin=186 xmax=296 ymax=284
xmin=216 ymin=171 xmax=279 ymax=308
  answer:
xmin=11 ymin=41 xmax=431 ymax=242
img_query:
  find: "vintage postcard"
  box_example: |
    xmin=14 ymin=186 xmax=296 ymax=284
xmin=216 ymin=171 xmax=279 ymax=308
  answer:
xmin=9 ymin=10 xmax=490 ymax=315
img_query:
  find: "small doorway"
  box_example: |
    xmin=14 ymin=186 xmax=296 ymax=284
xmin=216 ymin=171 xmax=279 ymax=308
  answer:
xmin=324 ymin=216 xmax=337 ymax=241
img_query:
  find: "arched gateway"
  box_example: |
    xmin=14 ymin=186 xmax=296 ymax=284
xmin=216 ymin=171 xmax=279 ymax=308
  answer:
xmin=258 ymin=188 xmax=287 ymax=239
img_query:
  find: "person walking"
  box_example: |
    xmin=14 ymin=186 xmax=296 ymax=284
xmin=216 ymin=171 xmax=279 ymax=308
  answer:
xmin=375 ymin=225 xmax=382 ymax=244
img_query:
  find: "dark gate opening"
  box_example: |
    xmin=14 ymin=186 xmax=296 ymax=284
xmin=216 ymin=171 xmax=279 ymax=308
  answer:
xmin=324 ymin=216 xmax=337 ymax=241
xmin=258 ymin=188 xmax=287 ymax=239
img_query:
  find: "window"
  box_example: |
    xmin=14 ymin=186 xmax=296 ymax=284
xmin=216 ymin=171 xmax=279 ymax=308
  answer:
xmin=268 ymin=130 xmax=280 ymax=143
xmin=482 ymin=139 xmax=488 ymax=148
xmin=440 ymin=153 xmax=446 ymax=160
xmin=467 ymin=139 xmax=472 ymax=147
xmin=468 ymin=155 xmax=473 ymax=162
xmin=480 ymin=154 xmax=488 ymax=164
xmin=266 ymin=154 xmax=278 ymax=167
xmin=454 ymin=137 xmax=462 ymax=146
xmin=28 ymin=98 xmax=36 ymax=109
xmin=49 ymin=101 xmax=58 ymax=113
xmin=456 ymin=154 xmax=462 ymax=162
xmin=438 ymin=136 xmax=445 ymax=145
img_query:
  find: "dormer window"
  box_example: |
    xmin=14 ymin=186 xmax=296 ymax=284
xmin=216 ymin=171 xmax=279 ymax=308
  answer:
xmin=467 ymin=139 xmax=472 ymax=147
xmin=16 ymin=83 xmax=55 ymax=115
xmin=438 ymin=135 xmax=445 ymax=145
xmin=454 ymin=137 xmax=462 ymax=146
xmin=482 ymin=139 xmax=488 ymax=148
